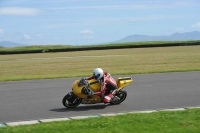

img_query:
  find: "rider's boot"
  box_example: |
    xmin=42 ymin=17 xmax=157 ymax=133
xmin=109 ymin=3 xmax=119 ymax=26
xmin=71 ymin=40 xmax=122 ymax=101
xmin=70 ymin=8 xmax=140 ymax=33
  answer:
xmin=103 ymin=93 xmax=114 ymax=105
xmin=103 ymin=89 xmax=118 ymax=105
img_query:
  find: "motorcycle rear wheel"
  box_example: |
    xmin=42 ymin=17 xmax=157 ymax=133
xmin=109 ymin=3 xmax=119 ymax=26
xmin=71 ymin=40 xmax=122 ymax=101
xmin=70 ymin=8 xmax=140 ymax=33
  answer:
xmin=110 ymin=90 xmax=127 ymax=105
xmin=62 ymin=92 xmax=82 ymax=108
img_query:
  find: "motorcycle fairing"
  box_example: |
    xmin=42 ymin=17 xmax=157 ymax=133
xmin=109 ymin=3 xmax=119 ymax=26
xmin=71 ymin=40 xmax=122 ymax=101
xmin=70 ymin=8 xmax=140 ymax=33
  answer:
xmin=116 ymin=77 xmax=133 ymax=90
xmin=72 ymin=79 xmax=101 ymax=99
xmin=72 ymin=77 xmax=133 ymax=103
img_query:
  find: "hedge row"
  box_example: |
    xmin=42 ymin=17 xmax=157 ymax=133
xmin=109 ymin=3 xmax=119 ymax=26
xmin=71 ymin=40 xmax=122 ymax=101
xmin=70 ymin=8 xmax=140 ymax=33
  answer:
xmin=0 ymin=41 xmax=200 ymax=55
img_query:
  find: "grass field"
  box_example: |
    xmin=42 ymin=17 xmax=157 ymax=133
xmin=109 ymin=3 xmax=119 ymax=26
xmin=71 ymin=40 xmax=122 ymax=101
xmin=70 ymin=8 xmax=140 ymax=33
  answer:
xmin=1 ymin=46 xmax=200 ymax=132
xmin=0 ymin=108 xmax=200 ymax=133
xmin=0 ymin=45 xmax=200 ymax=82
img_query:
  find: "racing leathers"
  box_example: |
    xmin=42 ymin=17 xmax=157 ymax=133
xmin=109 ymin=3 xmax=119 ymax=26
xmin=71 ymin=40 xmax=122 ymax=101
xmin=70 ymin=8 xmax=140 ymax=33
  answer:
xmin=86 ymin=72 xmax=118 ymax=103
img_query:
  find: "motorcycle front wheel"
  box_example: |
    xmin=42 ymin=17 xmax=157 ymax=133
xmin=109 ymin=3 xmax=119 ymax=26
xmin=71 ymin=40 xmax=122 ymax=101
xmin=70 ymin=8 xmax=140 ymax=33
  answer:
xmin=62 ymin=92 xmax=82 ymax=108
xmin=110 ymin=90 xmax=127 ymax=105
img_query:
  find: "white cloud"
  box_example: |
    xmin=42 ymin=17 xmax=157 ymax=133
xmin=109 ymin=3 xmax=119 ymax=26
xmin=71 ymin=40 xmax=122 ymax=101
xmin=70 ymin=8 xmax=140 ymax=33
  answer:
xmin=45 ymin=14 xmax=186 ymax=29
xmin=0 ymin=29 xmax=4 ymax=34
xmin=24 ymin=34 xmax=31 ymax=39
xmin=79 ymin=29 xmax=94 ymax=39
xmin=79 ymin=29 xmax=94 ymax=34
xmin=0 ymin=7 xmax=40 ymax=16
xmin=46 ymin=1 xmax=198 ymax=11
xmin=191 ymin=22 xmax=200 ymax=28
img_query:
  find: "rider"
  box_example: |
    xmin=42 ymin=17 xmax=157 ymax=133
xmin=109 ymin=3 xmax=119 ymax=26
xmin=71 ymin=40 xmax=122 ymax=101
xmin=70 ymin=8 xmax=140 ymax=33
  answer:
xmin=85 ymin=68 xmax=118 ymax=104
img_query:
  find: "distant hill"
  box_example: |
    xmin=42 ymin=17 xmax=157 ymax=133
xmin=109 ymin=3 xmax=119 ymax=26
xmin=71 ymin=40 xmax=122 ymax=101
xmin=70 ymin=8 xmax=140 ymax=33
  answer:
xmin=114 ymin=31 xmax=200 ymax=43
xmin=0 ymin=41 xmax=27 ymax=47
xmin=1 ymin=31 xmax=200 ymax=47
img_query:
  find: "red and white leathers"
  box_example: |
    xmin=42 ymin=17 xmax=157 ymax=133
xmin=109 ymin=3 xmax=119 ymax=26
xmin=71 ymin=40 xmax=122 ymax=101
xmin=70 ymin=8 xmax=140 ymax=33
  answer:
xmin=86 ymin=72 xmax=118 ymax=103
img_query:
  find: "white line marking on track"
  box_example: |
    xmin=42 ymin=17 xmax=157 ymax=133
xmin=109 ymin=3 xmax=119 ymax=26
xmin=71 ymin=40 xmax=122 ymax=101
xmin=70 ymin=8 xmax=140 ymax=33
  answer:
xmin=6 ymin=120 xmax=39 ymax=126
xmin=100 ymin=113 xmax=117 ymax=116
xmin=39 ymin=118 xmax=70 ymax=123
xmin=1 ymin=106 xmax=200 ymax=127
xmin=128 ymin=110 xmax=158 ymax=114
xmin=70 ymin=115 xmax=100 ymax=120
xmin=159 ymin=108 xmax=185 ymax=111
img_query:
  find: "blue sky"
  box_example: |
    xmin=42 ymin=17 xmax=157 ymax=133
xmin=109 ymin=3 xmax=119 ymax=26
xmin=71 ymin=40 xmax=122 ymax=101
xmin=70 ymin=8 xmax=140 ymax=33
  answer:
xmin=0 ymin=0 xmax=200 ymax=45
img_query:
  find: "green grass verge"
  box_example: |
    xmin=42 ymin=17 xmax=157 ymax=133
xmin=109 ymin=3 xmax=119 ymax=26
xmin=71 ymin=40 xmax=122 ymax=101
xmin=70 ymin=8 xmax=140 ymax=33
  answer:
xmin=0 ymin=108 xmax=200 ymax=133
xmin=0 ymin=46 xmax=200 ymax=82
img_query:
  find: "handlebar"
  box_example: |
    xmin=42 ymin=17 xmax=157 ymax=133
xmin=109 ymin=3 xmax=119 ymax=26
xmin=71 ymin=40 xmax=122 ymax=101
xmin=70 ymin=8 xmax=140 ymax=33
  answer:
xmin=78 ymin=78 xmax=99 ymax=87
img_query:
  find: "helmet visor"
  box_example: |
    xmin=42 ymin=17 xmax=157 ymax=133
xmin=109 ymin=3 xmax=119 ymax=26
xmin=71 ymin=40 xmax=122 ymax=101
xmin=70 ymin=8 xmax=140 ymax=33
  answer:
xmin=93 ymin=73 xmax=100 ymax=80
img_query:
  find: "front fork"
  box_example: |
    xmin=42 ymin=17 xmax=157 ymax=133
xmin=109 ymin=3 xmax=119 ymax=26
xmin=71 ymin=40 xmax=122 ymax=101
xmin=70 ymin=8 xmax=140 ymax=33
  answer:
xmin=68 ymin=92 xmax=79 ymax=104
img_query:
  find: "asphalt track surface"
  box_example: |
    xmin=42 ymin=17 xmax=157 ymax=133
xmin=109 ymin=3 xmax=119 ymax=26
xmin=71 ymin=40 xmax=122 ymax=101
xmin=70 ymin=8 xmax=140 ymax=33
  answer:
xmin=0 ymin=72 xmax=200 ymax=123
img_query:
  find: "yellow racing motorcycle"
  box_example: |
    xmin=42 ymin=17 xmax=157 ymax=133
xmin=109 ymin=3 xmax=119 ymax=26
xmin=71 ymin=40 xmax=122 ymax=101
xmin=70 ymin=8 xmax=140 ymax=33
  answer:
xmin=62 ymin=77 xmax=133 ymax=108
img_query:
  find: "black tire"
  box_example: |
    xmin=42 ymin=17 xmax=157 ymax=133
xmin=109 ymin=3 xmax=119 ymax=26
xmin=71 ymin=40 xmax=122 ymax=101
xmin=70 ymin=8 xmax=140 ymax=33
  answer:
xmin=62 ymin=92 xmax=82 ymax=108
xmin=110 ymin=90 xmax=127 ymax=105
